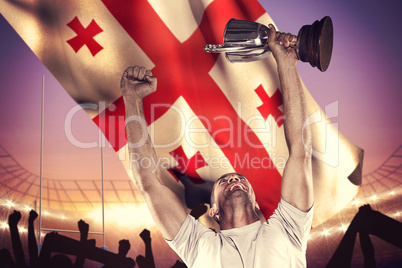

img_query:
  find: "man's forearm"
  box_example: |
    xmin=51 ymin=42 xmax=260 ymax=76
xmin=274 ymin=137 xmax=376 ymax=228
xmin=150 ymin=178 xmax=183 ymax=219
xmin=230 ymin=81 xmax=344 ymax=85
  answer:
xmin=144 ymin=240 xmax=155 ymax=268
xmin=124 ymin=96 xmax=161 ymax=192
xmin=9 ymin=226 xmax=26 ymax=268
xmin=28 ymin=220 xmax=38 ymax=266
xmin=277 ymin=63 xmax=311 ymax=155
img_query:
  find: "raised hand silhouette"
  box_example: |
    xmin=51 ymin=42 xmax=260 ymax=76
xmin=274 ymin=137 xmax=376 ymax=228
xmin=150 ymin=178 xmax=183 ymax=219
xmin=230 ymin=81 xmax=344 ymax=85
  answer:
xmin=326 ymin=204 xmax=402 ymax=268
xmin=8 ymin=210 xmax=25 ymax=268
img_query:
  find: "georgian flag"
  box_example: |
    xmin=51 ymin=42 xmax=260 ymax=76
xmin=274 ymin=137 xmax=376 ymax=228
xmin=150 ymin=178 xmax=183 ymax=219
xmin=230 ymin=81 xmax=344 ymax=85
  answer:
xmin=0 ymin=0 xmax=363 ymax=227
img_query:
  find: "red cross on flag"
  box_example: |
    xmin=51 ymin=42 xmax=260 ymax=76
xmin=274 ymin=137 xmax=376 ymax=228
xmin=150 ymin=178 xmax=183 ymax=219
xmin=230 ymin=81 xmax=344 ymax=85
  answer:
xmin=0 ymin=0 xmax=363 ymax=227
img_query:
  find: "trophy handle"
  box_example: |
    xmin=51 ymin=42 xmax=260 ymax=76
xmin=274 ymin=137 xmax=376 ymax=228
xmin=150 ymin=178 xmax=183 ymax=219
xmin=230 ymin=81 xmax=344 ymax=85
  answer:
xmin=204 ymin=44 xmax=260 ymax=53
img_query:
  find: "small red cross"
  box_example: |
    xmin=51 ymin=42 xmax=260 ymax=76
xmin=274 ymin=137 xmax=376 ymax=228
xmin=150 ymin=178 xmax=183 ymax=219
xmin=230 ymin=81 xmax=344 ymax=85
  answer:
xmin=255 ymin=85 xmax=283 ymax=127
xmin=169 ymin=146 xmax=207 ymax=184
xmin=66 ymin=16 xmax=103 ymax=57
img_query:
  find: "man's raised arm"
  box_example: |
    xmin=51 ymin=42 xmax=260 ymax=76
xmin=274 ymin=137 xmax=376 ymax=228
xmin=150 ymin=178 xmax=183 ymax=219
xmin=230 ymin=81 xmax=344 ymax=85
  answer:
xmin=121 ymin=66 xmax=187 ymax=240
xmin=267 ymin=25 xmax=313 ymax=212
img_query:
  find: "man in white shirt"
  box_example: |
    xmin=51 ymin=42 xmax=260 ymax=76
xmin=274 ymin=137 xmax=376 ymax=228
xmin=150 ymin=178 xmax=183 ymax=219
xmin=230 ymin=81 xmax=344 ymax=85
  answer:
xmin=121 ymin=24 xmax=313 ymax=267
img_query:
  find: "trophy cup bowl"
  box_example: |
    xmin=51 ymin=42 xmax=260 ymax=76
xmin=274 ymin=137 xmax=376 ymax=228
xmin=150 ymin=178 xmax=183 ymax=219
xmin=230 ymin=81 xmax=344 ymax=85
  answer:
xmin=204 ymin=16 xmax=333 ymax=72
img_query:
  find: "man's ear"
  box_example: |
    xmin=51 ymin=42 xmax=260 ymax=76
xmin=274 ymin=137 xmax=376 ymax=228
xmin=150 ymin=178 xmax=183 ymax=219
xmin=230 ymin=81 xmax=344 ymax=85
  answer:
xmin=255 ymin=202 xmax=260 ymax=211
xmin=209 ymin=204 xmax=219 ymax=218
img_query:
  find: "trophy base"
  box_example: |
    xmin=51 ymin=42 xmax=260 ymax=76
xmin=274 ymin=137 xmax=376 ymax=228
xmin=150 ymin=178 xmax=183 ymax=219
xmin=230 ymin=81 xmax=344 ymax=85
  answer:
xmin=297 ymin=16 xmax=333 ymax=72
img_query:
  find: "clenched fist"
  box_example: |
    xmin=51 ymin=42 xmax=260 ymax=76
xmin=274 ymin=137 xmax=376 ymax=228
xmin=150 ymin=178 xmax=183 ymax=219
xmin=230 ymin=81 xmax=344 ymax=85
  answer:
xmin=267 ymin=24 xmax=298 ymax=66
xmin=29 ymin=209 xmax=38 ymax=223
xmin=140 ymin=228 xmax=151 ymax=242
xmin=120 ymin=66 xmax=157 ymax=100
xmin=8 ymin=210 xmax=21 ymax=227
xmin=78 ymin=219 xmax=89 ymax=235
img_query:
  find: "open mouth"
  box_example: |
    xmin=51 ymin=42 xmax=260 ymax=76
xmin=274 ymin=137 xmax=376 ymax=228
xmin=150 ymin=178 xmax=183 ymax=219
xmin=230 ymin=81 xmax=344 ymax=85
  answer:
xmin=228 ymin=183 xmax=247 ymax=192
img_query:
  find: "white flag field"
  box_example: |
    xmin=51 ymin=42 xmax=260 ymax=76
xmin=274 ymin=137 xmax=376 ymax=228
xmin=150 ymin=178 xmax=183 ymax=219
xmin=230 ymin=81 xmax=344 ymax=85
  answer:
xmin=0 ymin=0 xmax=363 ymax=227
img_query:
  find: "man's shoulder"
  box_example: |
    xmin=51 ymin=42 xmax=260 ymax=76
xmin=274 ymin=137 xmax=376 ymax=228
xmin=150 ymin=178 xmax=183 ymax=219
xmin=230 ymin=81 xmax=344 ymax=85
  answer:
xmin=166 ymin=214 xmax=217 ymax=244
xmin=269 ymin=198 xmax=314 ymax=221
xmin=264 ymin=198 xmax=314 ymax=251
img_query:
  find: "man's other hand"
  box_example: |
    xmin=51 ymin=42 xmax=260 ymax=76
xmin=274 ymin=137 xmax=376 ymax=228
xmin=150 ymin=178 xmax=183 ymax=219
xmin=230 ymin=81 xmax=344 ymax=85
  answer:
xmin=267 ymin=24 xmax=298 ymax=66
xmin=120 ymin=66 xmax=157 ymax=100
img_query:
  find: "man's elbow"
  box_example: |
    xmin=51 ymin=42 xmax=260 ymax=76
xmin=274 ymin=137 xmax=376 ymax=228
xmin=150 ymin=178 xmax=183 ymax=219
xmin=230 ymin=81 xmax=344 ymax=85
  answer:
xmin=289 ymin=144 xmax=312 ymax=162
xmin=130 ymin=175 xmax=157 ymax=194
xmin=133 ymin=179 xmax=158 ymax=194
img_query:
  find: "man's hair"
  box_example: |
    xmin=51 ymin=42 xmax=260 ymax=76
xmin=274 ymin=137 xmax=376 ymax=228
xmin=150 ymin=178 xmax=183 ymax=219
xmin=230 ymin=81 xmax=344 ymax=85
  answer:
xmin=210 ymin=188 xmax=215 ymax=208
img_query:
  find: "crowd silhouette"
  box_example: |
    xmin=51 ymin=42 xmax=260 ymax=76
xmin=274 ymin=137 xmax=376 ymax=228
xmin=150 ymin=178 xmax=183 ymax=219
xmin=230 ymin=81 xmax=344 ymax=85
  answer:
xmin=0 ymin=209 xmax=187 ymax=268
xmin=326 ymin=204 xmax=402 ymax=268
xmin=1 ymin=203 xmax=401 ymax=267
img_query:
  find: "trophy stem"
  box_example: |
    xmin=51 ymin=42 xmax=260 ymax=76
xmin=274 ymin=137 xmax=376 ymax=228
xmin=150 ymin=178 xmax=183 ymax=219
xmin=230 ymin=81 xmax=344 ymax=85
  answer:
xmin=274 ymin=32 xmax=298 ymax=48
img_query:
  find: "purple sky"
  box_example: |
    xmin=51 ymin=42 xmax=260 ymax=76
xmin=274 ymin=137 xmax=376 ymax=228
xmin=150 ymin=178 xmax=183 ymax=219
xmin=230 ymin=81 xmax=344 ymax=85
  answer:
xmin=0 ymin=0 xmax=401 ymax=183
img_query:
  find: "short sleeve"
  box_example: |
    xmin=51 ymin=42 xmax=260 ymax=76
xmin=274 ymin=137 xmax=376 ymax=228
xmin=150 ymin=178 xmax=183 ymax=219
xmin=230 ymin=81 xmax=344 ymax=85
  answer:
xmin=267 ymin=198 xmax=314 ymax=251
xmin=165 ymin=214 xmax=212 ymax=267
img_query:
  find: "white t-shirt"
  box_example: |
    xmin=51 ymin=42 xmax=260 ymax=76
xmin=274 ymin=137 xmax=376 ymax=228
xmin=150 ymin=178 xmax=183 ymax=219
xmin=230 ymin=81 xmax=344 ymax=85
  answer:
xmin=166 ymin=198 xmax=314 ymax=268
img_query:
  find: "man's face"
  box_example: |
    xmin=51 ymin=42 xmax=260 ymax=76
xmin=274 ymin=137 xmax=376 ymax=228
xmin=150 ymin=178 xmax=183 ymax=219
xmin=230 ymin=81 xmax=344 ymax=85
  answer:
xmin=211 ymin=173 xmax=255 ymax=208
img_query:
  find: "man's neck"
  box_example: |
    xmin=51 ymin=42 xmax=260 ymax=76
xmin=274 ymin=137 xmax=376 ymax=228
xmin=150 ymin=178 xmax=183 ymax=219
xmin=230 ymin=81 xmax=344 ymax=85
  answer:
xmin=219 ymin=202 xmax=260 ymax=230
